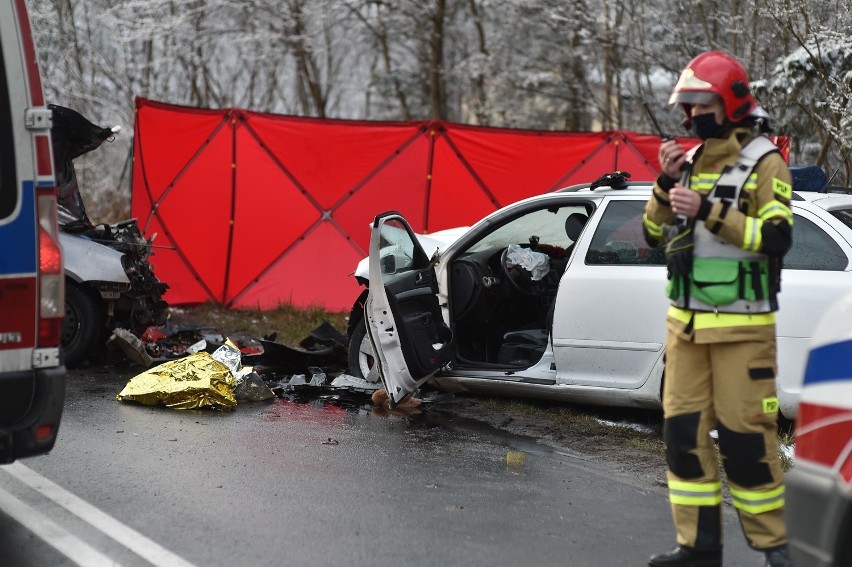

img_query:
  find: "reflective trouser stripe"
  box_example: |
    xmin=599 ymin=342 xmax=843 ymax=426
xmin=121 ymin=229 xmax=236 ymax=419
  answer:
xmin=730 ymin=485 xmax=785 ymax=514
xmin=668 ymin=480 xmax=723 ymax=506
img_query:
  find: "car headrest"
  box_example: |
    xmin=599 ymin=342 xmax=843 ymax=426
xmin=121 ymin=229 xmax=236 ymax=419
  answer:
xmin=565 ymin=212 xmax=588 ymax=241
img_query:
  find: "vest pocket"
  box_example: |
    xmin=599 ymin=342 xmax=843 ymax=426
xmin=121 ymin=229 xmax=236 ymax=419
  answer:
xmin=741 ymin=261 xmax=769 ymax=302
xmin=665 ymin=273 xmax=683 ymax=301
xmin=690 ymin=257 xmax=740 ymax=306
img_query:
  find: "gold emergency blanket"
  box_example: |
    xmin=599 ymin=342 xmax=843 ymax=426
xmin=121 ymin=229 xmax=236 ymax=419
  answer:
xmin=116 ymin=352 xmax=237 ymax=410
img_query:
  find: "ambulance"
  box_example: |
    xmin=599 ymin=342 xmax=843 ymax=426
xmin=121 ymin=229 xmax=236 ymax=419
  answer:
xmin=0 ymin=0 xmax=66 ymax=463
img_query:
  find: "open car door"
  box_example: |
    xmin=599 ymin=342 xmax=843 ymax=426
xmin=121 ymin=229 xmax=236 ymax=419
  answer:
xmin=366 ymin=212 xmax=455 ymax=406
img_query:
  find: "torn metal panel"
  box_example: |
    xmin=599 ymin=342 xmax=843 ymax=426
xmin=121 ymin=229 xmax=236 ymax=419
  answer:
xmin=247 ymin=339 xmax=347 ymax=375
xmin=298 ymin=320 xmax=348 ymax=349
xmin=106 ymin=328 xmax=154 ymax=368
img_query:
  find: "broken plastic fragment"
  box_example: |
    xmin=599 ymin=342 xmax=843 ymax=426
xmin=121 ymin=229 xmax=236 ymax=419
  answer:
xmin=185 ymin=339 xmax=207 ymax=354
xmin=106 ymin=328 xmax=154 ymax=367
xmin=233 ymin=370 xmax=274 ymax=402
xmin=330 ymin=374 xmax=381 ymax=391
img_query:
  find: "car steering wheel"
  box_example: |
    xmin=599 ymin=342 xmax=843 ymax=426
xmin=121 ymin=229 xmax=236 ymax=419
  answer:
xmin=500 ymin=247 xmax=542 ymax=296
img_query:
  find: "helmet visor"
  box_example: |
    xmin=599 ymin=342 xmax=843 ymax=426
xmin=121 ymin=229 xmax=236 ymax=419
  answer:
xmin=668 ymin=90 xmax=719 ymax=106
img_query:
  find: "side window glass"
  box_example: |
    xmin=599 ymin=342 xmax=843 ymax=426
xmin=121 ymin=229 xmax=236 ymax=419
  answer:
xmin=829 ymin=208 xmax=852 ymax=232
xmin=0 ymin=54 xmax=16 ymax=220
xmin=377 ymin=218 xmax=429 ymax=277
xmin=785 ymin=214 xmax=848 ymax=270
xmin=585 ymin=200 xmax=665 ymax=265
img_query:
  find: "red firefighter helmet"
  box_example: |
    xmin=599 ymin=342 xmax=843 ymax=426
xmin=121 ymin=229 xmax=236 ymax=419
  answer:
xmin=669 ymin=51 xmax=756 ymax=123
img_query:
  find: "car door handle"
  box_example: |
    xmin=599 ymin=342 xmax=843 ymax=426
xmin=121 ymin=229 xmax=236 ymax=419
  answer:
xmin=397 ymin=288 xmax=432 ymax=300
xmin=415 ymin=272 xmax=429 ymax=286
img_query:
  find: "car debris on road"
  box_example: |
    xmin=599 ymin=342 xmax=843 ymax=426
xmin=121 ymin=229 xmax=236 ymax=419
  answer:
xmin=113 ymin=319 xmax=425 ymax=413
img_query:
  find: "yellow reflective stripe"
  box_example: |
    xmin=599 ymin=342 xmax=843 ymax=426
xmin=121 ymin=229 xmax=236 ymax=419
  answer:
xmin=643 ymin=213 xmax=663 ymax=237
xmin=668 ymin=306 xmax=775 ymax=328
xmin=730 ymin=485 xmax=785 ymax=514
xmin=689 ymin=172 xmax=758 ymax=191
xmin=758 ymin=202 xmax=793 ymax=224
xmin=669 ymin=307 xmax=692 ymax=324
xmin=668 ymin=480 xmax=723 ymax=506
xmin=743 ymin=217 xmax=762 ymax=251
xmin=772 ymin=178 xmax=792 ymax=200
xmin=690 ymin=173 xmax=720 ymax=191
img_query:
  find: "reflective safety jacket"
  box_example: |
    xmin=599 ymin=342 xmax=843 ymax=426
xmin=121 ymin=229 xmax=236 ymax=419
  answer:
xmin=643 ymin=128 xmax=794 ymax=343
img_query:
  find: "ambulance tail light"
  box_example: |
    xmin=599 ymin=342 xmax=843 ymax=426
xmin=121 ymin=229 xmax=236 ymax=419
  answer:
xmin=37 ymin=189 xmax=64 ymax=347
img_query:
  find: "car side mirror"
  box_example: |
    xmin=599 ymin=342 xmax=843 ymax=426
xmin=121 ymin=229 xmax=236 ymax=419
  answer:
xmin=380 ymin=254 xmax=396 ymax=274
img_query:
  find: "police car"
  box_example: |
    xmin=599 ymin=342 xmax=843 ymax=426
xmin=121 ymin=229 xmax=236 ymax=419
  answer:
xmin=786 ymin=291 xmax=852 ymax=566
xmin=0 ymin=0 xmax=66 ymax=462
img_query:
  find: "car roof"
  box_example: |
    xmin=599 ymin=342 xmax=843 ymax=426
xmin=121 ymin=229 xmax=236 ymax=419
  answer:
xmin=556 ymin=179 xmax=852 ymax=208
xmin=556 ymin=180 xmax=653 ymax=197
xmin=793 ymin=191 xmax=852 ymax=209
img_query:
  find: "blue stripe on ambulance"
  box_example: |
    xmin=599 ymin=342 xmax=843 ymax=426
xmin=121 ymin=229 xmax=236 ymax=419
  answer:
xmin=0 ymin=180 xmax=37 ymax=275
xmin=803 ymin=338 xmax=852 ymax=386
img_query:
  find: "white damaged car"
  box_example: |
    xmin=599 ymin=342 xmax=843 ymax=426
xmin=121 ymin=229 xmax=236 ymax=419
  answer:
xmin=348 ymin=177 xmax=852 ymax=419
xmin=50 ymin=104 xmax=168 ymax=366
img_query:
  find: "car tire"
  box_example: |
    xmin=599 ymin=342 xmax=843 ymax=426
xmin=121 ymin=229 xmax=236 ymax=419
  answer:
xmin=347 ymin=317 xmax=376 ymax=381
xmin=62 ymin=281 xmax=103 ymax=367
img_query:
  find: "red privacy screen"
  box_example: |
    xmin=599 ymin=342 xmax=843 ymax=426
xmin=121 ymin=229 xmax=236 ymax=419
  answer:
xmin=131 ymin=97 xmax=786 ymax=312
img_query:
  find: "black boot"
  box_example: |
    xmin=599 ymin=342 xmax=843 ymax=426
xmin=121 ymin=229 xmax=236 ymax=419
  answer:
xmin=648 ymin=545 xmax=722 ymax=567
xmin=763 ymin=544 xmax=792 ymax=567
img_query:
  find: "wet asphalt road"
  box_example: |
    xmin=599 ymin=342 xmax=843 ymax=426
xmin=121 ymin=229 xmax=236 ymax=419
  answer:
xmin=0 ymin=367 xmax=766 ymax=566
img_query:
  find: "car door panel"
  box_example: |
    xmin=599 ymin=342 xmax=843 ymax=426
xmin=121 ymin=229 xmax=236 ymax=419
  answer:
xmin=367 ymin=212 xmax=454 ymax=405
xmin=552 ymin=198 xmax=668 ymax=390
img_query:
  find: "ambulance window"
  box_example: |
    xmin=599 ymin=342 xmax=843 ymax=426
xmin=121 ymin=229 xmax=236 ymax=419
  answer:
xmin=0 ymin=47 xmax=16 ymax=220
xmin=785 ymin=214 xmax=848 ymax=271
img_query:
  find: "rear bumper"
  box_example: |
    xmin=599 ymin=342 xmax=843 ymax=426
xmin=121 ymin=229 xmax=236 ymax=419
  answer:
xmin=0 ymin=365 xmax=66 ymax=463
xmin=787 ymin=461 xmax=852 ymax=567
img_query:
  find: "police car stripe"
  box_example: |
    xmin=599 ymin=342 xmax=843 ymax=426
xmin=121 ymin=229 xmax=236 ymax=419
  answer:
xmin=803 ymin=338 xmax=852 ymax=386
xmin=798 ymin=383 xmax=852 ymax=411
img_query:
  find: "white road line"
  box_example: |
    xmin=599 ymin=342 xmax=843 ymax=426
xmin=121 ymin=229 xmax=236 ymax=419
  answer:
xmin=2 ymin=462 xmax=199 ymax=567
xmin=0 ymin=485 xmax=120 ymax=567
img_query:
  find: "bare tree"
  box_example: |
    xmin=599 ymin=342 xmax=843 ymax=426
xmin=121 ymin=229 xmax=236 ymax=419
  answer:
xmin=24 ymin=0 xmax=852 ymax=221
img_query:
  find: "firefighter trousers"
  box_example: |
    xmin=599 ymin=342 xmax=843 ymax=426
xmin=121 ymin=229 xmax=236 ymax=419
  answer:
xmin=663 ymin=332 xmax=787 ymax=550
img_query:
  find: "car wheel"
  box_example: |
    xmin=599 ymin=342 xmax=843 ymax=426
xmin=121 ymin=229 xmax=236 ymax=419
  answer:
xmin=347 ymin=317 xmax=377 ymax=381
xmin=62 ymin=281 xmax=103 ymax=367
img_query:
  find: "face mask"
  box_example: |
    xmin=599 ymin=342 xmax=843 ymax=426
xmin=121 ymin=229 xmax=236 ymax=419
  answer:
xmin=692 ymin=112 xmax=726 ymax=140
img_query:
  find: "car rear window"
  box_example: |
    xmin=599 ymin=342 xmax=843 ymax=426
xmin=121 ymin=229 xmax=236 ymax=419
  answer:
xmin=786 ymin=214 xmax=848 ymax=271
xmin=585 ymin=200 xmax=665 ymax=265
xmin=830 ymin=208 xmax=852 ymax=232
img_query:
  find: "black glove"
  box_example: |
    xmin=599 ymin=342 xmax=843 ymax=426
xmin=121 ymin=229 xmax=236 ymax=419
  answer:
xmin=665 ymin=225 xmax=694 ymax=277
xmin=590 ymin=170 xmax=631 ymax=189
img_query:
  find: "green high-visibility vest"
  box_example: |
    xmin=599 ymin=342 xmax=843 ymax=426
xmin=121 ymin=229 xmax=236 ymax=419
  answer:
xmin=667 ymin=136 xmax=777 ymax=314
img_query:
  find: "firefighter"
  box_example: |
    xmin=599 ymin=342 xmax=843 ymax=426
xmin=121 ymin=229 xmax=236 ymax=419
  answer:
xmin=643 ymin=51 xmax=794 ymax=567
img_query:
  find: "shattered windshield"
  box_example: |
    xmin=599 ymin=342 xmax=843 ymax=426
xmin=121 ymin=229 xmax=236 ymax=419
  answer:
xmin=465 ymin=205 xmax=589 ymax=254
